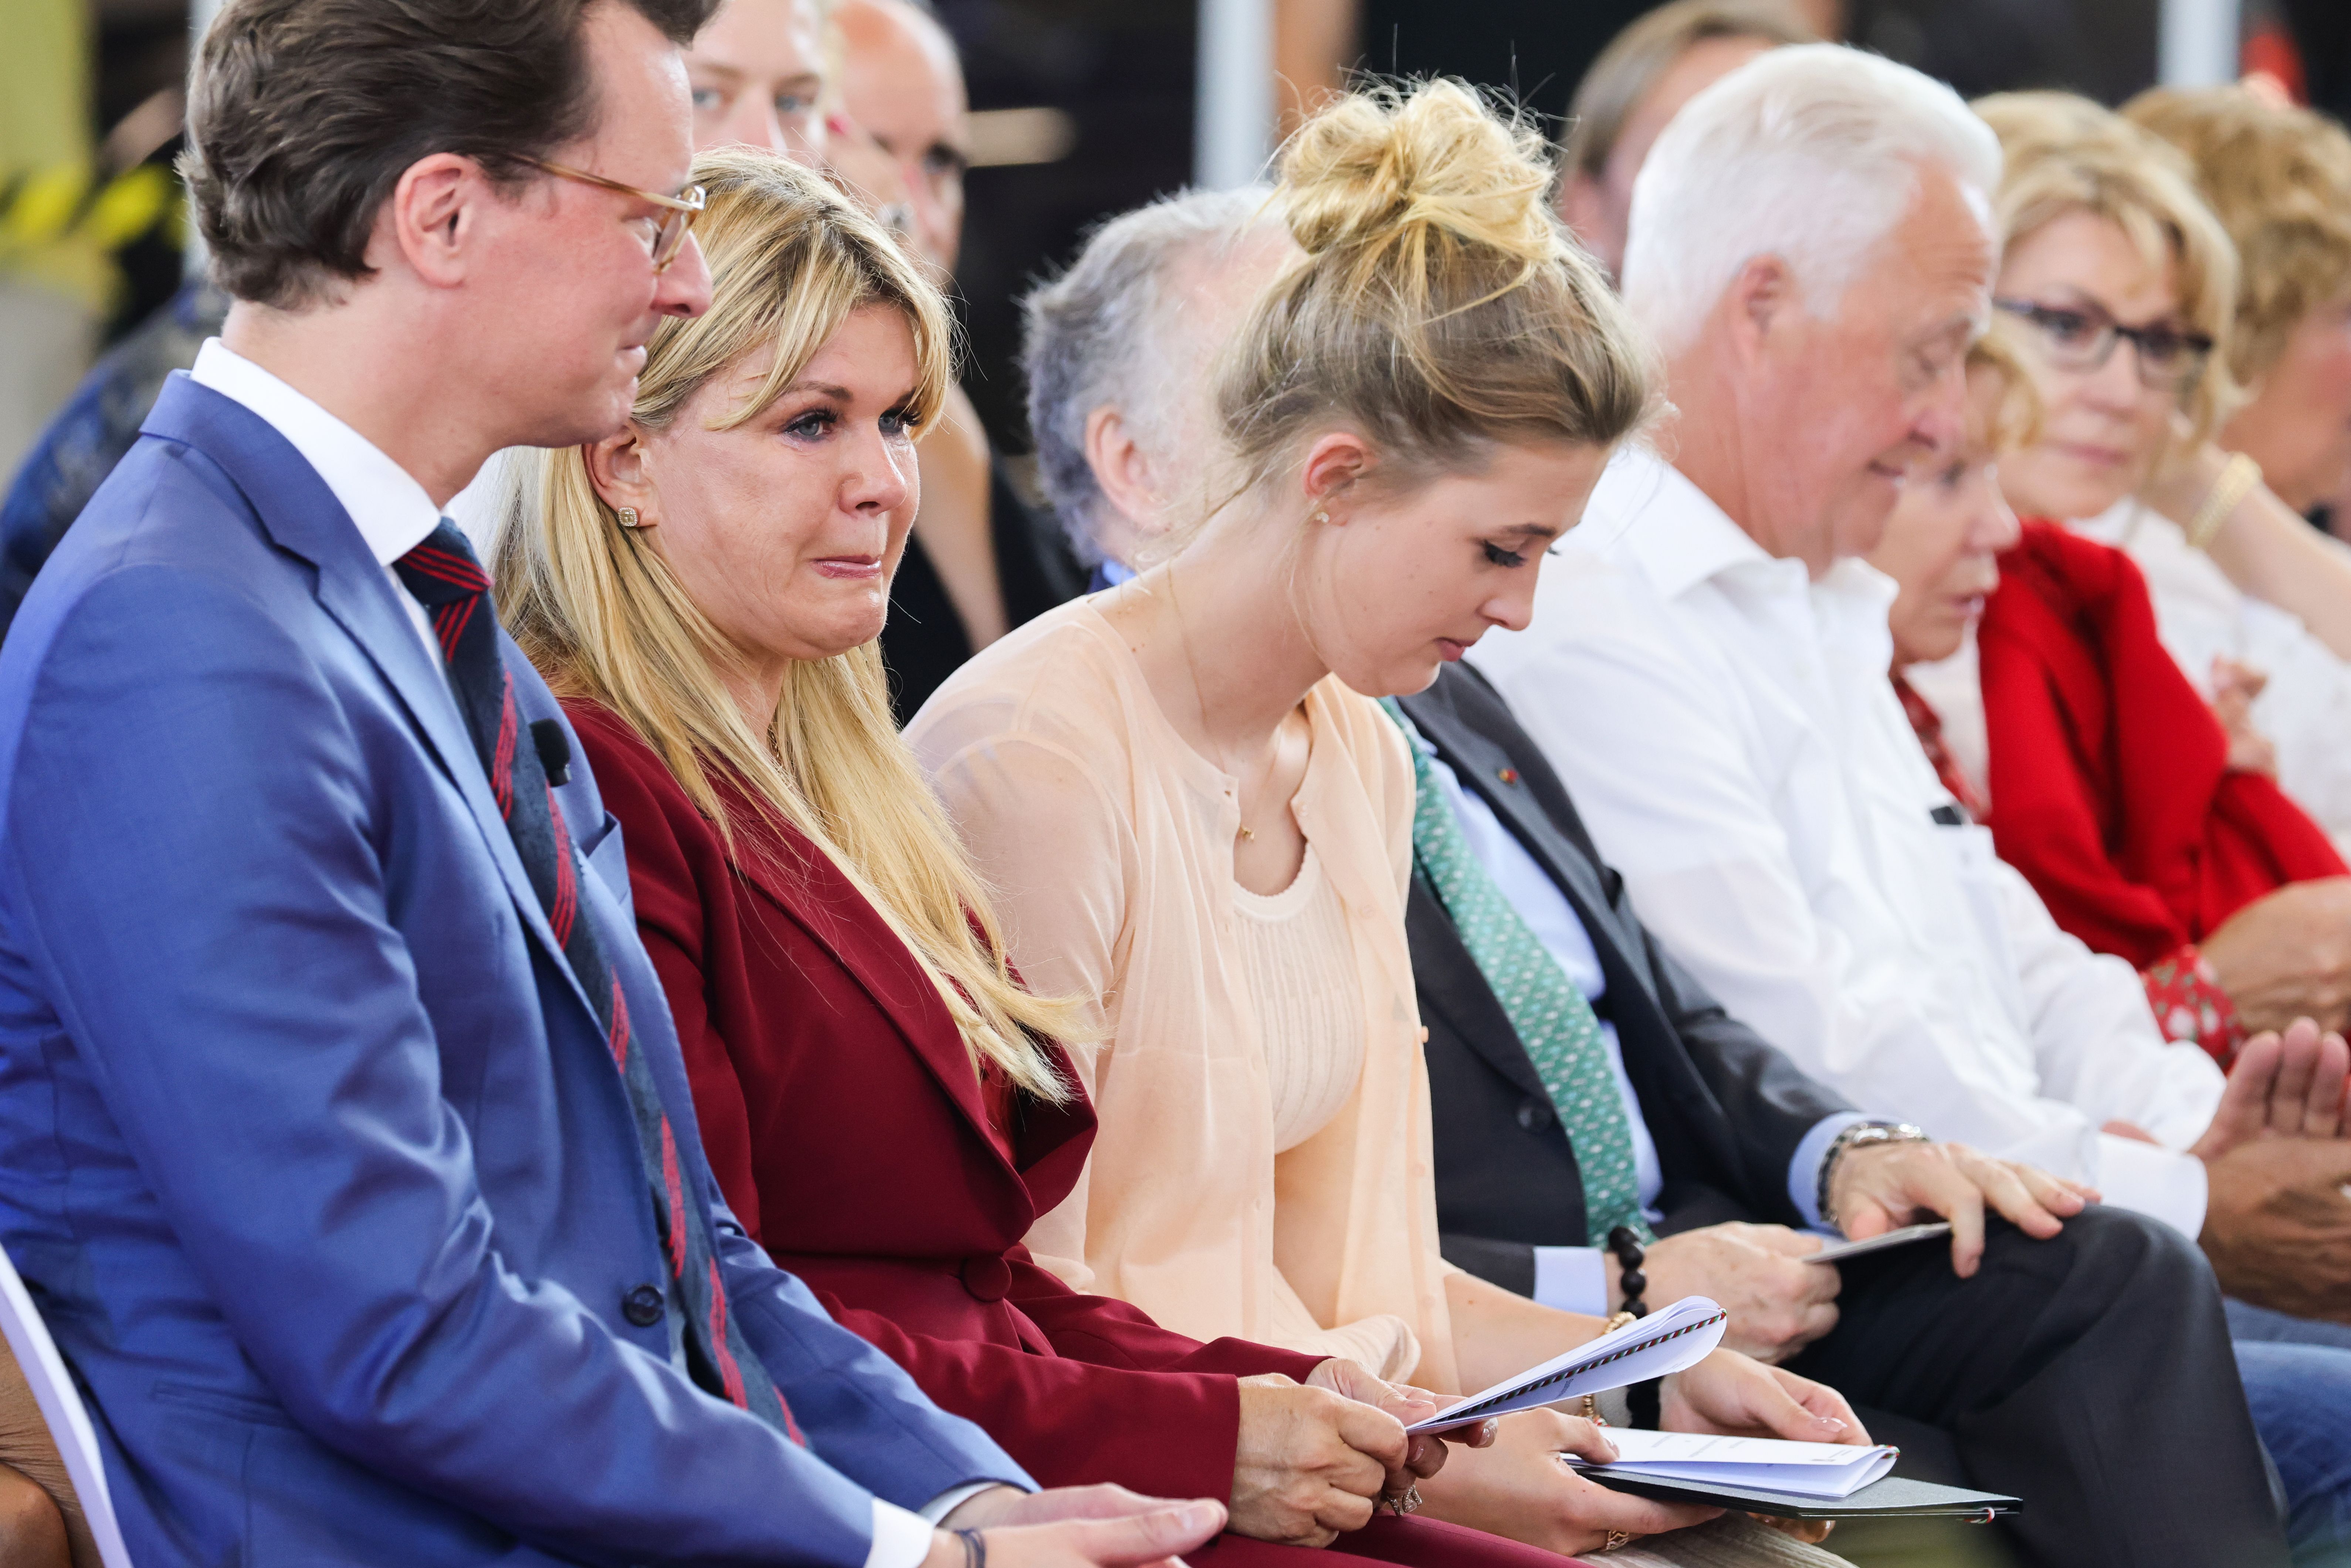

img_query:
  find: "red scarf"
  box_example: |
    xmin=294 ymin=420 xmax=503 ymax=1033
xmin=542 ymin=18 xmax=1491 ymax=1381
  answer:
xmin=1974 ymin=519 xmax=2345 ymax=969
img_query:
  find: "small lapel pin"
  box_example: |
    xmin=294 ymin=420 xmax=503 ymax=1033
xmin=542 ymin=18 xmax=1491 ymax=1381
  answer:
xmin=1497 ymin=767 xmax=1520 ymax=786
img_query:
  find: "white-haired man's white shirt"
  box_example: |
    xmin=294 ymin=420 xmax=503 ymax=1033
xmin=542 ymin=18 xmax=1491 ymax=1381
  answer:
xmin=1468 ymin=445 xmax=2225 ymax=1238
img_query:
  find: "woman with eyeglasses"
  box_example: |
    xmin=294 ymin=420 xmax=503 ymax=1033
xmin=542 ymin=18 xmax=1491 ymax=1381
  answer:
xmin=1901 ymin=92 xmax=2351 ymax=1060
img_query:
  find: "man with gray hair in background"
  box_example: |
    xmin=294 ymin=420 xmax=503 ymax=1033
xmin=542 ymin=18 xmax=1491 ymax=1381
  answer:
xmin=1472 ymin=42 xmax=2351 ymax=1563
xmin=1023 ymin=186 xmax=1293 ymax=584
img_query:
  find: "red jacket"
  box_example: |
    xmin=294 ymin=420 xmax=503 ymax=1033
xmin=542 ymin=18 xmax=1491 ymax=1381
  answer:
xmin=568 ymin=701 xmax=1324 ymax=1503
xmin=1975 ymin=520 xmax=2346 ymax=968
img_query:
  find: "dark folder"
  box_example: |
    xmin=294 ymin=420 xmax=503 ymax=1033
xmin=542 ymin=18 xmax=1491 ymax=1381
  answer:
xmin=1577 ymin=1470 xmax=2020 ymax=1520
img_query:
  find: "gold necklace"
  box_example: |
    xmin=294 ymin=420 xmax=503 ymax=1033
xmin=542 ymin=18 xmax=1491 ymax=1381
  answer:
xmin=1166 ymin=564 xmax=1275 ymax=844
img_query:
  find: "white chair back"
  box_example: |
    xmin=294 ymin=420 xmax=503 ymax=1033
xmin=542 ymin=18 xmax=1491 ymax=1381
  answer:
xmin=0 ymin=1243 xmax=133 ymax=1566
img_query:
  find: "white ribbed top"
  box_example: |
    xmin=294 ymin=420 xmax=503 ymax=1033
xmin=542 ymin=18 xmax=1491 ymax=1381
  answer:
xmin=1232 ymin=845 xmax=1367 ymax=1153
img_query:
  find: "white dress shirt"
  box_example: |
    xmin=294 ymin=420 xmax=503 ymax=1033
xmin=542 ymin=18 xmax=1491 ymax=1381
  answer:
xmin=1470 ymin=448 xmax=2225 ymax=1240
xmin=187 ymin=337 xmax=964 ymax=1568
xmin=190 ymin=339 xmax=445 ymax=662
xmin=1413 ymin=732 xmax=1862 ymax=1312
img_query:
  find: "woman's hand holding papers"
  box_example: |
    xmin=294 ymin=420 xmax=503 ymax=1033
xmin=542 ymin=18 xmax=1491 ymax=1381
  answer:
xmin=1414 ymin=1406 xmax=1722 ymax=1554
xmin=1304 ymin=1357 xmax=1497 ymax=1484
xmin=1230 ymin=1370 xmax=1412 ymax=1545
xmin=1661 ymin=1350 xmax=1870 ymax=1449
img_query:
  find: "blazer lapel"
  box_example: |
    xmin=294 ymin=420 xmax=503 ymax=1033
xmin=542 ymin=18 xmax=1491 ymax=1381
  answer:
xmin=1402 ymin=678 xmax=1741 ymax=1150
xmin=141 ymin=378 xmax=592 ymax=1020
xmin=1406 ymin=873 xmax=1552 ymax=1101
xmin=722 ymin=808 xmax=1019 ymax=1174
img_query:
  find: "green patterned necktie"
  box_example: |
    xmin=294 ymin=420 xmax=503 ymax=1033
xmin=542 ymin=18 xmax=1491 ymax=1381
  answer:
xmin=1382 ymin=701 xmax=1655 ymax=1246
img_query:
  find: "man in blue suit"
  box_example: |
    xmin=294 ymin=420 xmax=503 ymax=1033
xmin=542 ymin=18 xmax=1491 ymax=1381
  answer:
xmin=0 ymin=1 xmax=1234 ymax=1563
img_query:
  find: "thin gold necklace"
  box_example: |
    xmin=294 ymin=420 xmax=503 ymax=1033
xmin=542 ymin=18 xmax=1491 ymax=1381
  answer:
xmin=1165 ymin=563 xmax=1288 ymax=844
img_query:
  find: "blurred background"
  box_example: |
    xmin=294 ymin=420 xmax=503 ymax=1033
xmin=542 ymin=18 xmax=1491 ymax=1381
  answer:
xmin=1 ymin=0 xmax=2342 ymax=486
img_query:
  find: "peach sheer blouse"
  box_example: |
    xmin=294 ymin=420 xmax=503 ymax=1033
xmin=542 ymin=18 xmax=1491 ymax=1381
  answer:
xmin=907 ymin=600 xmax=1459 ymax=1389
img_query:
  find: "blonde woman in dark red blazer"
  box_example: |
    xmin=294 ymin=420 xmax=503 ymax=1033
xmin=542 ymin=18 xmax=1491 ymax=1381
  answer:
xmin=493 ymin=150 xmax=1589 ymax=1568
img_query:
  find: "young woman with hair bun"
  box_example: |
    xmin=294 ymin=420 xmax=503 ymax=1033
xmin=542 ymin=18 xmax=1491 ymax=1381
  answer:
xmin=501 ymin=145 xmax=1581 ymax=1568
xmin=911 ymin=81 xmax=1864 ymax=1566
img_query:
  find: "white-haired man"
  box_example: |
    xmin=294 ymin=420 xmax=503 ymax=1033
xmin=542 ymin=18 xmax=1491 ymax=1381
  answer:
xmin=1026 ymin=181 xmax=2312 ymax=1568
xmin=1473 ymin=42 xmax=2351 ymax=1559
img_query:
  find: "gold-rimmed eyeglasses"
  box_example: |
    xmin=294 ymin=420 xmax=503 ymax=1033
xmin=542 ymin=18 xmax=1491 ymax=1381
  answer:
xmin=523 ymin=157 xmax=708 ymax=273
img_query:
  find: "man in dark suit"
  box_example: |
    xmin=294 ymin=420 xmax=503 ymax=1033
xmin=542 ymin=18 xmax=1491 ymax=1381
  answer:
xmin=0 ymin=2 xmax=1229 ymax=1564
xmin=1399 ymin=663 xmax=2298 ymax=1568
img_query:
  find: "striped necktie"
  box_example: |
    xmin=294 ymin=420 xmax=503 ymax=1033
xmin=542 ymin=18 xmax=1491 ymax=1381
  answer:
xmin=393 ymin=522 xmax=803 ymax=1440
xmin=1381 ymin=701 xmax=1654 ymax=1246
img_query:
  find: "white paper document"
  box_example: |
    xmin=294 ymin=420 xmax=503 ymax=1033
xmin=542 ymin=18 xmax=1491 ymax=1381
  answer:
xmin=1572 ymin=1430 xmax=1901 ymax=1499
xmin=1404 ymin=1295 xmax=1728 ymax=1434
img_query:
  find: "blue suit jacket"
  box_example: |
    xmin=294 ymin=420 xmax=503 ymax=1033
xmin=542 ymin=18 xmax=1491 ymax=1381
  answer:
xmin=0 ymin=374 xmax=1029 ymax=1565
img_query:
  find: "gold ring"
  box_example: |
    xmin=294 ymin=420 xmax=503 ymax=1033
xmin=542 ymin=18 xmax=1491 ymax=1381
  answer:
xmin=1601 ymin=1530 xmax=1632 ymax=1552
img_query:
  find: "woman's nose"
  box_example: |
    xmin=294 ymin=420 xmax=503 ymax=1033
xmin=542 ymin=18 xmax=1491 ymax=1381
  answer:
xmin=846 ymin=422 xmax=915 ymax=513
xmin=1486 ymin=582 xmax=1538 ymax=634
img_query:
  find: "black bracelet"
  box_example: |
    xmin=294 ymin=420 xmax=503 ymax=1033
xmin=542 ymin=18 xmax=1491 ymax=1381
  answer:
xmin=1606 ymin=1225 xmax=1648 ymax=1318
xmin=955 ymin=1528 xmax=987 ymax=1568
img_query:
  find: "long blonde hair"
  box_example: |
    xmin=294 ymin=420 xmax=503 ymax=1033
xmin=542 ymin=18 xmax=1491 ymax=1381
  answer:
xmin=495 ymin=146 xmax=1075 ymax=1099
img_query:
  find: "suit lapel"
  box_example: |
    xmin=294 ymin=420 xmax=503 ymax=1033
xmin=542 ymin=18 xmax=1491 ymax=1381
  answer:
xmin=1402 ymin=676 xmax=1742 ymax=1162
xmin=721 ymin=805 xmax=1026 ymax=1177
xmin=1406 ymin=874 xmax=1551 ymax=1100
xmin=142 ymin=378 xmax=593 ymax=1022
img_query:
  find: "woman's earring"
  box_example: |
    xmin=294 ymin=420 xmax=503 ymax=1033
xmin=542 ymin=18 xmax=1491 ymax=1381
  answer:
xmin=616 ymin=507 xmax=640 ymax=529
xmin=1310 ymin=508 xmax=1331 ymax=526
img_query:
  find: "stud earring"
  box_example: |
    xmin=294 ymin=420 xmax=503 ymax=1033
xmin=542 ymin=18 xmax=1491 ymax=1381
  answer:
xmin=1310 ymin=508 xmax=1331 ymax=526
xmin=617 ymin=507 xmax=640 ymax=529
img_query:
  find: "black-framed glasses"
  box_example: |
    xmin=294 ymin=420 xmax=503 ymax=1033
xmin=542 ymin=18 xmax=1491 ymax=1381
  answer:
xmin=523 ymin=157 xmax=707 ymax=273
xmin=1993 ymin=298 xmax=2215 ymax=393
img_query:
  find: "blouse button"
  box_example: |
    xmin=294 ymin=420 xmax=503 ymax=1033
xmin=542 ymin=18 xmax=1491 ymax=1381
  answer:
xmin=960 ymin=1254 xmax=1014 ymax=1302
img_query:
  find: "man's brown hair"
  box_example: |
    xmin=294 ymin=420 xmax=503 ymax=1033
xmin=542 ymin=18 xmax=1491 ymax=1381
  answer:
xmin=1559 ymin=0 xmax=1817 ymax=185
xmin=184 ymin=0 xmax=720 ymax=310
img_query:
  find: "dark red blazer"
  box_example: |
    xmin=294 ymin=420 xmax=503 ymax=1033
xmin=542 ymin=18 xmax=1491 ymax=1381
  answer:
xmin=1975 ymin=520 xmax=2347 ymax=969
xmin=567 ymin=700 xmax=1324 ymax=1502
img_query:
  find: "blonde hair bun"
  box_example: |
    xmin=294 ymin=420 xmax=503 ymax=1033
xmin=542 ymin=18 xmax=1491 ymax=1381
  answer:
xmin=1178 ymin=75 xmax=1649 ymax=556
xmin=1277 ymin=77 xmax=1561 ymax=279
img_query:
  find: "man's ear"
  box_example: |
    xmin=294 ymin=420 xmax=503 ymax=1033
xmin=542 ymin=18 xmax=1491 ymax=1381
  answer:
xmin=373 ymin=152 xmax=497 ymax=288
xmin=1726 ymin=253 xmax=1798 ymax=366
xmin=1084 ymin=405 xmax=1161 ymax=529
xmin=583 ymin=423 xmax=660 ymax=524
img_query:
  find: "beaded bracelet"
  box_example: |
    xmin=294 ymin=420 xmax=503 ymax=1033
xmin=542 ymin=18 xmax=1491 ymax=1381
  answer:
xmin=1605 ymin=1225 xmax=1649 ymax=1318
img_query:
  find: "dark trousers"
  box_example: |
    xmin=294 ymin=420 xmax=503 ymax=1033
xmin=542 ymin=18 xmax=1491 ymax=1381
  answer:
xmin=1786 ymin=1204 xmax=2288 ymax=1568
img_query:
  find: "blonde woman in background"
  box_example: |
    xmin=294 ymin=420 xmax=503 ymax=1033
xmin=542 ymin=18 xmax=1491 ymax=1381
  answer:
xmin=2111 ymin=88 xmax=2351 ymax=854
xmin=910 ymin=79 xmax=1867 ymax=1567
